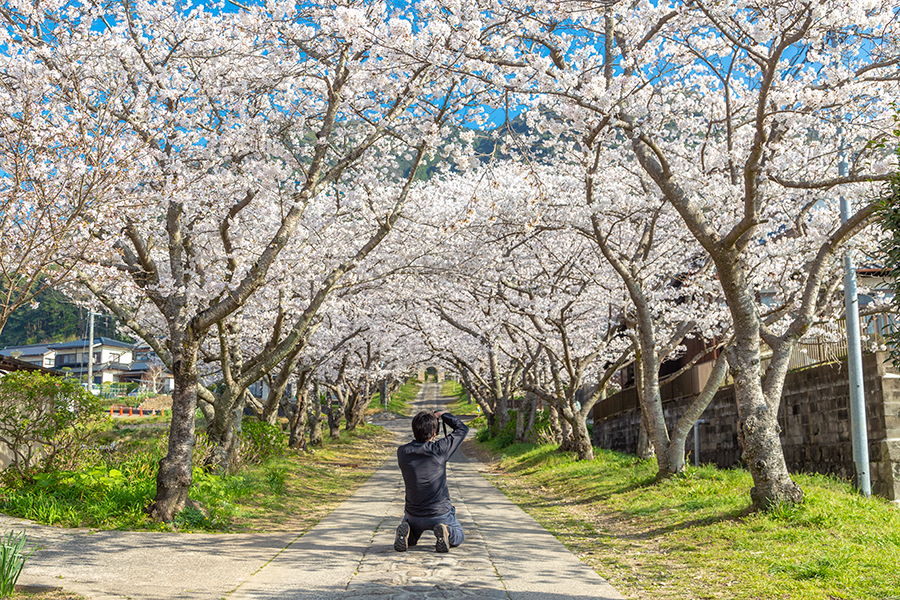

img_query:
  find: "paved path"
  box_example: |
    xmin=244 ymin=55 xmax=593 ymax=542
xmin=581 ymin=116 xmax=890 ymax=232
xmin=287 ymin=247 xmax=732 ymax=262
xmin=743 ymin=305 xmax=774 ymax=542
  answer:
xmin=3 ymin=383 xmax=625 ymax=600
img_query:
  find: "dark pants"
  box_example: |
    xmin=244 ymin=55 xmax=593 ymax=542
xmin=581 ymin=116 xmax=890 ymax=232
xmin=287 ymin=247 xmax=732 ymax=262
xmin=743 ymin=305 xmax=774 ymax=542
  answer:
xmin=401 ymin=506 xmax=465 ymax=547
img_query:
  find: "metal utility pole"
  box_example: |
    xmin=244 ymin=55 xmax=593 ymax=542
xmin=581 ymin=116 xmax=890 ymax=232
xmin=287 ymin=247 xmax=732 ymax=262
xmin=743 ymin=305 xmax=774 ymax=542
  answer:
xmin=839 ymin=130 xmax=872 ymax=497
xmin=86 ymin=311 xmax=95 ymax=388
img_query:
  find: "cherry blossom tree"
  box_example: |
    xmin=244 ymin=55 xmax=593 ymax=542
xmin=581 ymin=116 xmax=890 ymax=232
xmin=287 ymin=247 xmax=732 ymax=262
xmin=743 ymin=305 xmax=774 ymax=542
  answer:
xmin=436 ymin=0 xmax=898 ymax=507
xmin=6 ymin=0 xmax=470 ymax=521
xmin=0 ymin=25 xmax=133 ymax=338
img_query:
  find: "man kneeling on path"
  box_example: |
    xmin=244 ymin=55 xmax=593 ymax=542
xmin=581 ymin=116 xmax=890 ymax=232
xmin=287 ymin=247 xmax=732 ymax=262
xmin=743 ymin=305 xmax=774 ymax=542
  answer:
xmin=394 ymin=409 xmax=469 ymax=553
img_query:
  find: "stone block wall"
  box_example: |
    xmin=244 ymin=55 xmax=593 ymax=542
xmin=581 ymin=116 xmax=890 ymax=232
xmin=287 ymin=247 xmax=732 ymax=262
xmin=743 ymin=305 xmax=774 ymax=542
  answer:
xmin=593 ymin=352 xmax=900 ymax=500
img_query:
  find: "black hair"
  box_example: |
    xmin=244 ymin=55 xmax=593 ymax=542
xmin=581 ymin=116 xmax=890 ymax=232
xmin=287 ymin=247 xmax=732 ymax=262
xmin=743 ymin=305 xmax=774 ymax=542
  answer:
xmin=412 ymin=410 xmax=439 ymax=443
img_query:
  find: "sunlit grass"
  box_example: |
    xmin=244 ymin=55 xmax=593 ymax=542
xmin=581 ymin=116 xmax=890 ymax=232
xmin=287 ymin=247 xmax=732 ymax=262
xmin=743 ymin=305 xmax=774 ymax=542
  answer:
xmin=368 ymin=379 xmax=420 ymax=416
xmin=480 ymin=441 xmax=900 ymax=600
xmin=0 ymin=420 xmax=395 ymax=534
xmin=441 ymin=380 xmax=480 ymax=415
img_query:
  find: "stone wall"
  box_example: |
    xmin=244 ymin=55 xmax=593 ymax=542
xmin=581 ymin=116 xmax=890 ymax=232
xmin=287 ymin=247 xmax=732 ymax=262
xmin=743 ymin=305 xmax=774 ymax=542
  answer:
xmin=592 ymin=352 xmax=900 ymax=500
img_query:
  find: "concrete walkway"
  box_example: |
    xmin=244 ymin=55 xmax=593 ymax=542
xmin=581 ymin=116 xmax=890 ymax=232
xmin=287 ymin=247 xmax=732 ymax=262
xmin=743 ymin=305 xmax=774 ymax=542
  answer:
xmin=4 ymin=383 xmax=625 ymax=600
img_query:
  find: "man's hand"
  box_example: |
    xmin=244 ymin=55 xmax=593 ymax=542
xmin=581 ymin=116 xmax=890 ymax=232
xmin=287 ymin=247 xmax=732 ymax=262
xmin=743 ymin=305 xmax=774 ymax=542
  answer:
xmin=432 ymin=410 xmax=446 ymax=418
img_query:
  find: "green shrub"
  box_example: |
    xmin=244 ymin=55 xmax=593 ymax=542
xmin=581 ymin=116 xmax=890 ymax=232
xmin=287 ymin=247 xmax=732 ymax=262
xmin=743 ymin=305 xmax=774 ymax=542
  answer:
xmin=0 ymin=371 xmax=105 ymax=475
xmin=476 ymin=411 xmax=517 ymax=447
xmin=0 ymin=452 xmax=157 ymax=528
xmin=173 ymin=506 xmax=210 ymax=530
xmin=237 ymin=419 xmax=286 ymax=466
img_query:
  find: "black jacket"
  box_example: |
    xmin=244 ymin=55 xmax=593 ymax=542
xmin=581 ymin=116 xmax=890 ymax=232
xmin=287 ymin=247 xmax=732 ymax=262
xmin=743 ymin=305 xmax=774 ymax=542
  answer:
xmin=397 ymin=412 xmax=469 ymax=517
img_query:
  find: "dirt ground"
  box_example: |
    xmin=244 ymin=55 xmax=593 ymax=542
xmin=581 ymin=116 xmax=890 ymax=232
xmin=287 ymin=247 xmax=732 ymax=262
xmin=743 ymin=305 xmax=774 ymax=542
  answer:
xmin=135 ymin=395 xmax=172 ymax=410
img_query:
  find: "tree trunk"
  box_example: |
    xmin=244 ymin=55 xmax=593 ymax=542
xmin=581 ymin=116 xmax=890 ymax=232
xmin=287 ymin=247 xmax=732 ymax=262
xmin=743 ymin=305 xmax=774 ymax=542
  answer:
xmin=730 ymin=345 xmax=803 ymax=508
xmin=288 ymin=389 xmax=308 ymax=451
xmin=573 ymin=418 xmax=593 ymax=460
xmin=309 ymin=382 xmax=323 ymax=447
xmin=327 ymin=410 xmax=341 ymax=439
xmin=515 ymin=392 xmax=536 ymax=443
xmin=567 ymin=409 xmax=594 ymax=460
xmin=147 ymin=336 xmax=199 ymax=522
xmin=344 ymin=381 xmax=370 ymax=432
xmin=323 ymin=390 xmax=342 ymax=440
xmin=721 ymin=266 xmax=803 ymax=508
xmin=204 ymin=386 xmax=249 ymax=474
xmin=489 ymin=347 xmax=511 ymax=430
xmin=633 ymin=341 xmax=672 ymax=475
xmin=637 ymin=408 xmax=656 ymax=460
xmin=263 ymin=379 xmax=288 ymax=425
xmin=525 ymin=395 xmax=538 ymax=438
xmin=666 ymin=352 xmax=729 ymax=473
xmin=548 ymin=404 xmax=563 ymax=445
xmin=557 ymin=409 xmax=576 ymax=452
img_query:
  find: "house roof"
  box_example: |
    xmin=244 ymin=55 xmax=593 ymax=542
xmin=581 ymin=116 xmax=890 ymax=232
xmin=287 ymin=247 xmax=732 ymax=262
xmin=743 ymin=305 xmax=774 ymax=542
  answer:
xmin=49 ymin=337 xmax=134 ymax=350
xmin=0 ymin=344 xmax=55 ymax=358
xmin=0 ymin=355 xmax=58 ymax=375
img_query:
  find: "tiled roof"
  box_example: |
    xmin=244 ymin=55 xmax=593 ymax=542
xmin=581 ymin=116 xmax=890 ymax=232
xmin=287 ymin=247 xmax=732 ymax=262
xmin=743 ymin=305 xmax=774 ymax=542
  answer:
xmin=0 ymin=344 xmax=55 ymax=357
xmin=49 ymin=337 xmax=134 ymax=350
xmin=0 ymin=355 xmax=57 ymax=375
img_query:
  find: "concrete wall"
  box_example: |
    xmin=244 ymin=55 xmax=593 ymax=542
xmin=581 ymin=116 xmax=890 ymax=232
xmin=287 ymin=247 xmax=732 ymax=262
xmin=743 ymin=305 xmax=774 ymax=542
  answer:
xmin=593 ymin=352 xmax=900 ymax=500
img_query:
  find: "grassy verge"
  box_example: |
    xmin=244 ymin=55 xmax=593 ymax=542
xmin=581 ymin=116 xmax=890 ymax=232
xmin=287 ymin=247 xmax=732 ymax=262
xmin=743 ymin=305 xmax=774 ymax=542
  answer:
xmin=0 ymin=418 xmax=395 ymax=533
xmin=440 ymin=380 xmax=480 ymax=416
xmin=474 ymin=439 xmax=900 ymax=600
xmin=368 ymin=379 xmax=420 ymax=416
xmin=225 ymin=423 xmax=394 ymax=533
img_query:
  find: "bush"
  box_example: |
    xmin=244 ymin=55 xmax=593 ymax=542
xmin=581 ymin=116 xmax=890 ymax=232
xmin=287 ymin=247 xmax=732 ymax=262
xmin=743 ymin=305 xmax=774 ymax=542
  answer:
xmin=475 ymin=411 xmax=517 ymax=447
xmin=236 ymin=419 xmax=286 ymax=466
xmin=476 ymin=409 xmax=574 ymax=449
xmin=0 ymin=450 xmax=158 ymax=528
xmin=0 ymin=371 xmax=105 ymax=475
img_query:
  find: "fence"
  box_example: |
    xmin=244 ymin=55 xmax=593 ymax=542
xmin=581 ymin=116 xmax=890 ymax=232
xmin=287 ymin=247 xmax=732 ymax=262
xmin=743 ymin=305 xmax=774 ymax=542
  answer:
xmin=760 ymin=312 xmax=895 ymax=374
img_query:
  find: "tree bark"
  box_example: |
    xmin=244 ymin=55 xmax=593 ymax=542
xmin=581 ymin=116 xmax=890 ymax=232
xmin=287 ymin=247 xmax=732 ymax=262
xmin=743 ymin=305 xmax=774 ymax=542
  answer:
xmin=547 ymin=396 xmax=593 ymax=460
xmin=147 ymin=335 xmax=199 ymax=522
xmin=344 ymin=380 xmax=370 ymax=432
xmin=721 ymin=265 xmax=803 ymax=507
xmin=637 ymin=408 xmax=656 ymax=460
xmin=548 ymin=404 xmax=563 ymax=444
xmin=666 ymin=352 xmax=729 ymax=473
xmin=308 ymin=381 xmax=323 ymax=447
xmin=489 ymin=346 xmax=511 ymax=430
xmin=287 ymin=388 xmax=308 ymax=451
xmin=323 ymin=389 xmax=343 ymax=440
xmin=557 ymin=409 xmax=575 ymax=451
xmin=515 ymin=392 xmax=537 ymax=443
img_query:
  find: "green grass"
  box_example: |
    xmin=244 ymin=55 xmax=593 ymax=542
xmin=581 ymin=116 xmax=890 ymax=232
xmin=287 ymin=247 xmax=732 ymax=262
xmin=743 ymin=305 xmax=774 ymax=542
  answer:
xmin=479 ymin=440 xmax=900 ymax=600
xmin=441 ymin=380 xmax=480 ymax=415
xmin=368 ymin=379 xmax=420 ymax=416
xmin=224 ymin=423 xmax=394 ymax=532
xmin=0 ymin=418 xmax=395 ymax=533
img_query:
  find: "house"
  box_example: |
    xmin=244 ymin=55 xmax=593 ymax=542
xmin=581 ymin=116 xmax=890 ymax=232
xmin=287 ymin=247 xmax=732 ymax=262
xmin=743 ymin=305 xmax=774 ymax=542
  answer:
xmin=119 ymin=346 xmax=174 ymax=393
xmin=48 ymin=337 xmax=135 ymax=386
xmin=0 ymin=344 xmax=57 ymax=369
xmin=0 ymin=338 xmax=174 ymax=393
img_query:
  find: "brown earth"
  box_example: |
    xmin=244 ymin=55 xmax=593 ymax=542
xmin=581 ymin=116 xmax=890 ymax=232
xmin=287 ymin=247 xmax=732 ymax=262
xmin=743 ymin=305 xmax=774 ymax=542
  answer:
xmin=136 ymin=395 xmax=173 ymax=410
